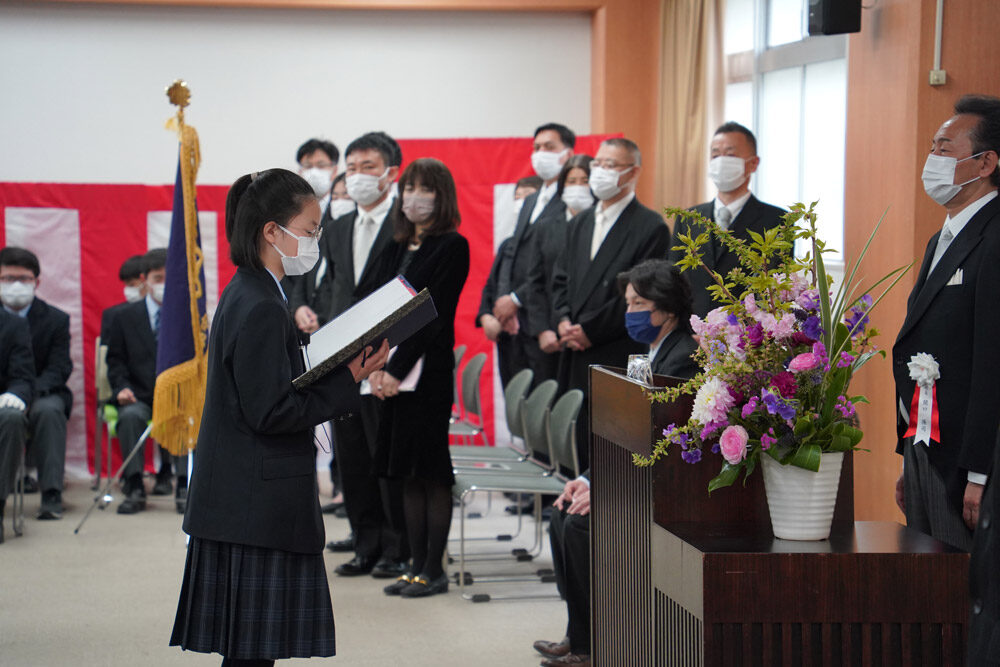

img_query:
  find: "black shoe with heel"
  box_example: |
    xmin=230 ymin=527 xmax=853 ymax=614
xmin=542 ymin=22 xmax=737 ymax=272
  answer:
xmin=400 ymin=572 xmax=449 ymax=598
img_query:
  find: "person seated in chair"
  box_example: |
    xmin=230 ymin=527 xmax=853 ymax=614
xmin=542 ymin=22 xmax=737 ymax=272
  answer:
xmin=0 ymin=308 xmax=35 ymax=542
xmin=0 ymin=247 xmax=72 ymax=521
xmin=99 ymin=254 xmax=147 ymax=344
xmin=106 ymin=248 xmax=187 ymax=514
xmin=533 ymin=259 xmax=698 ymax=666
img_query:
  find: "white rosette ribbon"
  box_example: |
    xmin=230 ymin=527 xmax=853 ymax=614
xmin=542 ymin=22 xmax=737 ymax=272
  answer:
xmin=905 ymin=353 xmax=940 ymax=447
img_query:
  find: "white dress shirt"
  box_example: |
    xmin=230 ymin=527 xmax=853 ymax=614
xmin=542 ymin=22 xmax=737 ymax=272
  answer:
xmin=590 ymin=192 xmax=635 ymax=260
xmin=714 ymin=191 xmax=751 ymax=230
xmin=353 ymin=193 xmax=394 ymax=284
xmin=928 ymin=190 xmax=997 ymax=274
xmin=530 ymin=181 xmax=559 ymax=223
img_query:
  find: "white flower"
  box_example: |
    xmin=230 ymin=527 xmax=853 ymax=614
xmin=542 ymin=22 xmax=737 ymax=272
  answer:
xmin=907 ymin=353 xmax=940 ymax=388
xmin=690 ymin=377 xmax=735 ymax=426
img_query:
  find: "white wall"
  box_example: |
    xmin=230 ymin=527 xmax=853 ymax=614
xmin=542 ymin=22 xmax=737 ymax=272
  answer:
xmin=0 ymin=4 xmax=591 ymax=185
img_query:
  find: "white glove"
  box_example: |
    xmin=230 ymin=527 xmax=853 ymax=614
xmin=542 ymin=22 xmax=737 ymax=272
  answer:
xmin=0 ymin=392 xmax=27 ymax=412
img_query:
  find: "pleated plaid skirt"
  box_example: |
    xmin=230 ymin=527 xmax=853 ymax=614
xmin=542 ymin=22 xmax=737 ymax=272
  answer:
xmin=170 ymin=537 xmax=336 ymax=659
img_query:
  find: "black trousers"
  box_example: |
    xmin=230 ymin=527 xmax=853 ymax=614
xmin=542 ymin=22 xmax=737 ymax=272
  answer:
xmin=508 ymin=327 xmax=559 ymax=389
xmin=550 ymin=507 xmax=591 ymax=654
xmin=333 ymin=395 xmax=408 ymax=561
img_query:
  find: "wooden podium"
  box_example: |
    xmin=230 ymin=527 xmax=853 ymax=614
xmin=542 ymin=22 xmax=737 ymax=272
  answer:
xmin=588 ymin=366 xmax=969 ymax=666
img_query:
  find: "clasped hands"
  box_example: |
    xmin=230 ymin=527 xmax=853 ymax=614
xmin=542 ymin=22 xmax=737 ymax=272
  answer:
xmin=553 ymin=478 xmax=590 ymax=516
xmin=557 ymin=320 xmax=591 ymax=352
xmin=482 ymin=295 xmax=521 ymax=342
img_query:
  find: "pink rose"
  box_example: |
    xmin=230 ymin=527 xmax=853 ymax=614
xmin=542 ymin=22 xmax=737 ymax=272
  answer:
xmin=719 ymin=425 xmax=749 ymax=465
xmin=788 ymin=353 xmax=819 ymax=372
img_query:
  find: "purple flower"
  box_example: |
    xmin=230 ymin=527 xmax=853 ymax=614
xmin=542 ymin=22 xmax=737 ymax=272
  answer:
xmin=711 ymin=443 xmax=720 ymax=454
xmin=770 ymin=371 xmax=798 ymax=399
xmin=796 ymin=289 xmax=820 ymax=312
xmin=727 ymin=314 xmax=739 ymax=326
xmin=741 ymin=396 xmax=759 ymax=418
xmin=700 ymin=420 xmax=728 ymax=440
xmin=835 ymin=395 xmax=856 ymax=419
xmin=845 ymin=294 xmax=874 ymax=336
xmin=746 ymin=322 xmax=764 ymax=347
xmin=837 ymin=352 xmax=855 ymax=368
xmin=761 ymin=388 xmax=797 ymax=420
xmin=681 ymin=448 xmax=702 ymax=464
xmin=802 ymin=316 xmax=823 ymax=341
xmin=760 ymin=428 xmax=777 ymax=450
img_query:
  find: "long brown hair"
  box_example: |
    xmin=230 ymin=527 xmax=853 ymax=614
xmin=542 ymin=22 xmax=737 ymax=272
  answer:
xmin=391 ymin=158 xmax=461 ymax=242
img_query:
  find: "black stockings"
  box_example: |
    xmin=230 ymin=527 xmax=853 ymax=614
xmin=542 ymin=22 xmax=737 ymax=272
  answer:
xmin=403 ymin=477 xmax=453 ymax=578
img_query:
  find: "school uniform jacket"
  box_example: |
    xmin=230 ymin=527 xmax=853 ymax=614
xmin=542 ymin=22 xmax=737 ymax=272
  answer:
xmin=651 ymin=330 xmax=700 ymax=380
xmin=183 ymin=267 xmax=361 ymax=554
xmin=0 ymin=309 xmax=35 ymax=405
xmin=24 ymin=297 xmax=73 ymax=415
xmin=105 ymin=299 xmax=157 ymax=406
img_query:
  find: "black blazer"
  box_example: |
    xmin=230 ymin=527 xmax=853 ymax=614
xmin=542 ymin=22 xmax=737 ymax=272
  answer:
xmin=651 ymin=330 xmax=700 ymax=380
xmin=0 ymin=310 xmax=35 ymax=405
xmin=324 ymin=207 xmax=398 ymax=318
xmin=476 ymin=237 xmax=511 ymax=327
xmin=498 ymin=190 xmax=567 ymax=329
xmin=523 ymin=211 xmax=574 ymax=336
xmin=892 ymin=195 xmax=1000 ymax=509
xmin=373 ymin=232 xmax=470 ymax=386
xmin=969 ymin=428 xmax=1000 ymax=661
xmin=183 ymin=267 xmax=361 ymax=554
xmin=670 ymin=195 xmax=785 ymax=318
xmin=25 ymin=297 xmax=73 ymax=414
xmin=285 ymin=202 xmax=339 ymax=325
xmin=105 ymin=299 xmax=157 ymax=406
xmin=551 ymin=197 xmax=672 ymax=391
xmin=99 ymin=301 xmax=130 ymax=345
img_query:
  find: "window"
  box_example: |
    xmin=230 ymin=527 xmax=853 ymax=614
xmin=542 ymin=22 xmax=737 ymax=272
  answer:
xmin=724 ymin=0 xmax=848 ymax=266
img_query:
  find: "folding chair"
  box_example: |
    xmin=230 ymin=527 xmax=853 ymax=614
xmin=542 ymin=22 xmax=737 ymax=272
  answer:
xmin=448 ymin=352 xmax=489 ymax=445
xmin=451 ymin=344 xmax=466 ymax=422
xmin=450 ymin=368 xmax=533 ymax=461
xmin=92 ymin=339 xmax=114 ymax=489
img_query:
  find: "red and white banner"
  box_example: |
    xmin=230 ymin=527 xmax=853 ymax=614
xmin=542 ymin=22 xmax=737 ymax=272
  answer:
xmin=0 ymin=134 xmax=613 ymax=477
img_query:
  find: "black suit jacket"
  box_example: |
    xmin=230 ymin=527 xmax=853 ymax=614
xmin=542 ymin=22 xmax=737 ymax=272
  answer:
xmin=183 ymin=267 xmax=361 ymax=554
xmin=477 ymin=237 xmax=511 ymax=327
xmin=105 ymin=299 xmax=157 ymax=406
xmin=969 ymin=428 xmax=1000 ymax=660
xmin=24 ymin=297 xmax=72 ymax=414
xmin=0 ymin=310 xmax=35 ymax=405
xmin=892 ymin=194 xmax=1000 ymax=509
xmin=285 ymin=202 xmax=338 ymax=325
xmin=324 ymin=207 xmax=397 ymax=318
xmin=651 ymin=330 xmax=700 ymax=380
xmin=523 ymin=211 xmax=574 ymax=336
xmin=670 ymin=195 xmax=785 ymax=317
xmin=551 ymin=197 xmax=672 ymax=391
xmin=499 ymin=190 xmax=567 ymax=329
xmin=99 ymin=301 xmax=130 ymax=345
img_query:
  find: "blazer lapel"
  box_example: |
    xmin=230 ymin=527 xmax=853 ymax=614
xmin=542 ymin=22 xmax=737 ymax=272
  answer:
xmin=573 ymin=200 xmax=635 ymax=313
xmin=569 ymin=209 xmax=597 ymax=311
xmin=358 ymin=212 xmax=395 ymax=288
xmin=652 ymin=330 xmax=681 ymax=371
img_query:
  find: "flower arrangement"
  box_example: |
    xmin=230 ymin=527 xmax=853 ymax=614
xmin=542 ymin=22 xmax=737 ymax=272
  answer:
xmin=635 ymin=202 xmax=911 ymax=492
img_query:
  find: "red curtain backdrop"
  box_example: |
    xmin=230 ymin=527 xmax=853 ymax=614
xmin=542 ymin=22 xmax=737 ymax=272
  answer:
xmin=0 ymin=134 xmax=614 ymax=474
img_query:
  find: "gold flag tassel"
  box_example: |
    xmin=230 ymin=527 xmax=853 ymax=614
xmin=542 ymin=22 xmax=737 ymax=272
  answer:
xmin=153 ymin=81 xmax=209 ymax=456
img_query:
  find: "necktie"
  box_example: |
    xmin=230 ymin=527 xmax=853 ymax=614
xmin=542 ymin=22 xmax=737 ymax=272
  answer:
xmin=354 ymin=214 xmax=376 ymax=284
xmin=590 ymin=208 xmax=608 ymax=260
xmin=928 ymin=227 xmax=954 ymax=274
xmin=153 ymin=309 xmax=160 ymax=341
xmin=716 ymin=206 xmax=733 ymax=231
xmin=530 ymin=189 xmax=551 ymax=223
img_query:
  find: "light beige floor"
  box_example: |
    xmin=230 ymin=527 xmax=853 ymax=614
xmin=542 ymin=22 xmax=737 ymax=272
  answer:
xmin=0 ymin=474 xmax=565 ymax=666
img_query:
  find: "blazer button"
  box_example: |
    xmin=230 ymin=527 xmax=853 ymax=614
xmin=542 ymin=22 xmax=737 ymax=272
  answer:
xmin=981 ymin=513 xmax=991 ymax=529
xmin=974 ymin=599 xmax=983 ymax=615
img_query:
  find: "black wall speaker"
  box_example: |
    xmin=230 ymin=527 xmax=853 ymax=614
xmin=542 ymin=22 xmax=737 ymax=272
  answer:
xmin=808 ymin=0 xmax=862 ymax=36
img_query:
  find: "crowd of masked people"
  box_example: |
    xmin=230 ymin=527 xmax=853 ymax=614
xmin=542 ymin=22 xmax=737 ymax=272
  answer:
xmin=4 ymin=93 xmax=1000 ymax=664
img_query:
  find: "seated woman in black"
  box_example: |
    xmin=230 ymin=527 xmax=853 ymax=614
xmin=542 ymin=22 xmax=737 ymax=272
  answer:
xmin=170 ymin=169 xmax=389 ymax=666
xmin=367 ymin=158 xmax=470 ymax=598
xmin=617 ymin=258 xmax=700 ymax=380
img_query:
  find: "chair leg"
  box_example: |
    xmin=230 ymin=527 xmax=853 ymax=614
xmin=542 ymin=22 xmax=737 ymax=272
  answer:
xmin=93 ymin=405 xmax=103 ymax=490
xmin=13 ymin=445 xmax=25 ymax=537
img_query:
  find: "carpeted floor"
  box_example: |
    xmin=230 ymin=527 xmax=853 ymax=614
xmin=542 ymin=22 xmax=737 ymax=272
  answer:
xmin=0 ymin=472 xmax=565 ymax=666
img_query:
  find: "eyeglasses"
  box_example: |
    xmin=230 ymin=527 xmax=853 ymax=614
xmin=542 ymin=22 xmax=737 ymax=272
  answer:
xmin=285 ymin=225 xmax=323 ymax=241
xmin=0 ymin=275 xmax=35 ymax=284
xmin=590 ymin=160 xmax=636 ymax=171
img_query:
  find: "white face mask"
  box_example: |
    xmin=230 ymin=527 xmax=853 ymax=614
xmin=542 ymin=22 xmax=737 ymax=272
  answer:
xmin=531 ymin=149 xmax=568 ymax=181
xmin=272 ymin=226 xmax=320 ymax=276
xmin=0 ymin=281 xmax=35 ymax=310
xmin=708 ymin=155 xmax=748 ymax=193
xmin=921 ymin=152 xmax=984 ymax=205
xmin=402 ymin=193 xmax=436 ymax=224
xmin=302 ymin=167 xmax=334 ymax=198
xmin=149 ymin=283 xmax=166 ymax=304
xmin=346 ymin=168 xmax=390 ymax=207
xmin=123 ymin=285 xmax=143 ymax=303
xmin=330 ymin=197 xmax=356 ymax=220
xmin=589 ymin=166 xmax=632 ymax=201
xmin=561 ymin=185 xmax=595 ymax=213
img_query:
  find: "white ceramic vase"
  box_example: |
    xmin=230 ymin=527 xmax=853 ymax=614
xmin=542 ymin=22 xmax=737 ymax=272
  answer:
xmin=760 ymin=451 xmax=845 ymax=541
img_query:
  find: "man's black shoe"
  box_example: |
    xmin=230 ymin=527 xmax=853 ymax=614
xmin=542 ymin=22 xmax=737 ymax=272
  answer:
xmin=117 ymin=488 xmax=147 ymax=515
xmin=371 ymin=559 xmax=410 ymax=579
xmin=37 ymin=490 xmax=63 ymax=520
xmin=321 ymin=501 xmax=344 ymax=514
xmin=175 ymin=486 xmax=188 ymax=514
xmin=20 ymin=476 xmax=39 ymax=494
xmin=326 ymin=536 xmax=355 ymax=552
xmin=334 ymin=555 xmax=377 ymax=576
xmin=505 ymin=500 xmax=534 ymax=515
xmin=151 ymin=474 xmax=173 ymax=496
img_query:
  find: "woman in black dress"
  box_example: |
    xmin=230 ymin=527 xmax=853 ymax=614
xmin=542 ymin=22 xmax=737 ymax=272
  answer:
xmin=170 ymin=169 xmax=388 ymax=666
xmin=368 ymin=158 xmax=470 ymax=598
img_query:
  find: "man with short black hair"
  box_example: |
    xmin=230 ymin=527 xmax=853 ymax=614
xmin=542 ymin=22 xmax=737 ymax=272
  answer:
xmin=0 ymin=247 xmax=72 ymax=520
xmin=100 ymin=254 xmax=147 ymax=344
xmin=894 ymin=94 xmax=1000 ymax=556
xmin=296 ymin=138 xmax=340 ymax=205
xmin=490 ymin=123 xmax=575 ymax=386
xmin=670 ymin=121 xmax=784 ymax=318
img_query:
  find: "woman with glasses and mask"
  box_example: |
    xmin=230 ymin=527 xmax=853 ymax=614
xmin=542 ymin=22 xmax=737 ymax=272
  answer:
xmin=170 ymin=168 xmax=389 ymax=667
xmin=367 ymin=158 xmax=470 ymax=598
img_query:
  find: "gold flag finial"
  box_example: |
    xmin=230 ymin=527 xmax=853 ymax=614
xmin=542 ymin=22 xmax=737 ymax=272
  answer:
xmin=166 ymin=80 xmax=191 ymax=109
